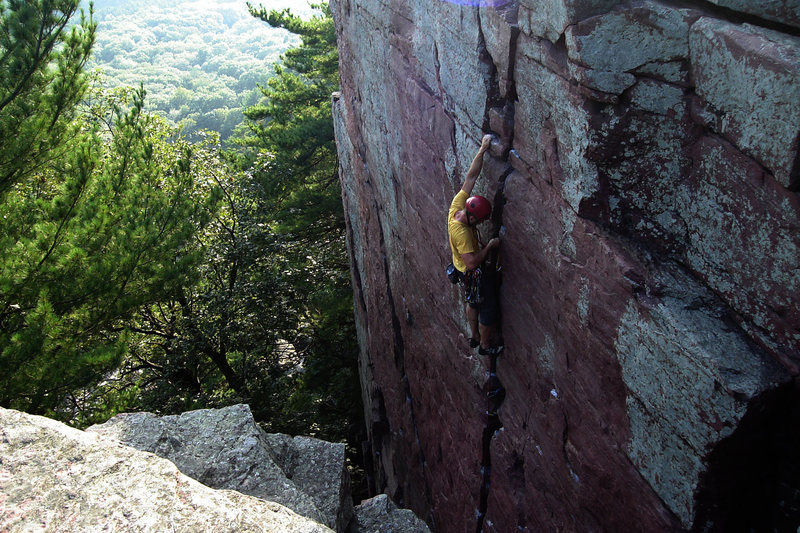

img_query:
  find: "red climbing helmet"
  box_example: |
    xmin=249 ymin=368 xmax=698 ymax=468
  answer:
xmin=465 ymin=195 xmax=492 ymax=222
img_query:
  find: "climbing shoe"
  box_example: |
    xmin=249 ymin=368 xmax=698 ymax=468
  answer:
xmin=469 ymin=338 xmax=480 ymax=349
xmin=487 ymin=386 xmax=505 ymax=401
xmin=478 ymin=344 xmax=503 ymax=356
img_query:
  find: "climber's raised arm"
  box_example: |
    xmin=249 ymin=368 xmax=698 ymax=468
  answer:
xmin=461 ymin=134 xmax=493 ymax=196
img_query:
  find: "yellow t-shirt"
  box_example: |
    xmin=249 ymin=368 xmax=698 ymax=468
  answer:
xmin=448 ymin=190 xmax=478 ymax=273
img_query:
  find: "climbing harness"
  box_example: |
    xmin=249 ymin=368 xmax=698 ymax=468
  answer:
xmin=445 ymin=262 xmax=484 ymax=304
xmin=464 ymin=267 xmax=483 ymax=304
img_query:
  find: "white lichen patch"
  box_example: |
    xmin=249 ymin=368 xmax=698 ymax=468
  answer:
xmin=629 ymin=79 xmax=685 ymax=116
xmin=564 ymin=2 xmax=692 ymax=72
xmin=615 ymin=285 xmax=784 ymax=527
xmin=514 ymin=43 xmax=599 ymax=213
xmin=538 ymin=332 xmax=556 ymax=383
xmin=560 ymin=206 xmax=577 ymax=260
xmin=690 ymin=19 xmax=800 ymax=187
xmin=577 ymin=277 xmax=590 ymax=327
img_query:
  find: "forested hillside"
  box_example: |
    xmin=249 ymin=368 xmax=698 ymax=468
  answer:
xmin=88 ymin=0 xmax=311 ymax=139
xmin=1 ymin=0 xmax=362 ymax=491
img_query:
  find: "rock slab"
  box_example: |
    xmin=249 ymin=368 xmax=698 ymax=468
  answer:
xmin=88 ymin=404 xmax=352 ymax=532
xmin=0 ymin=407 xmax=333 ymax=533
xmin=264 ymin=432 xmax=355 ymax=533
xmin=351 ymin=494 xmax=432 ymax=533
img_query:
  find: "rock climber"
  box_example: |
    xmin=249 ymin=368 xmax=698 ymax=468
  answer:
xmin=447 ymin=134 xmax=502 ymax=355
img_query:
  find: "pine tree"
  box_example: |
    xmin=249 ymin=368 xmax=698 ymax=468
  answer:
xmin=240 ymin=2 xmax=362 ymax=444
xmin=0 ymin=0 xmax=95 ymax=196
xmin=117 ymin=2 xmax=362 ymax=443
xmin=242 ymin=1 xmax=340 ymax=247
xmin=0 ymin=0 xmax=219 ymax=416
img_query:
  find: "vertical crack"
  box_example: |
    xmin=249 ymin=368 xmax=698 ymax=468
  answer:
xmin=476 ymin=353 xmax=506 ymax=532
xmin=473 ymin=163 xmax=511 ymax=533
xmin=561 ymin=413 xmax=579 ymax=485
xmin=476 ymin=2 xmax=520 ymax=135
xmin=473 ymin=6 xmax=519 ymax=530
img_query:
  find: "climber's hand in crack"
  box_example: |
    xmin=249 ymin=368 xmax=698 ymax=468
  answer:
xmin=461 ymin=237 xmax=499 ymax=271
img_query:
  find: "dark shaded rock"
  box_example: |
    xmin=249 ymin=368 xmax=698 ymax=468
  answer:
xmin=706 ymin=0 xmax=800 ymax=30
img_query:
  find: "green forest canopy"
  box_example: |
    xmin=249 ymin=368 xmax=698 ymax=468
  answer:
xmin=87 ymin=0 xmax=313 ymax=139
xmin=1 ymin=3 xmax=362 ymax=490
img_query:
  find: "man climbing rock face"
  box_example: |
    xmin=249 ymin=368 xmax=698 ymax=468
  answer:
xmin=447 ymin=134 xmax=501 ymax=355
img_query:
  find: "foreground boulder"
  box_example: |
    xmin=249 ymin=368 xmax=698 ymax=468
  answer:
xmin=88 ymin=404 xmax=352 ymax=532
xmin=0 ymin=407 xmax=332 ymax=532
xmin=351 ymin=495 xmax=432 ymax=533
xmin=263 ymin=432 xmax=355 ymax=533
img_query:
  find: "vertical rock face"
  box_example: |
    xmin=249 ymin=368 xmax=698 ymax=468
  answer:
xmin=331 ymin=0 xmax=800 ymax=532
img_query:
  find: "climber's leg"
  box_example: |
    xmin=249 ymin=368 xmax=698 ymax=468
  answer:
xmin=467 ymin=303 xmax=480 ymax=346
xmin=477 ymin=266 xmax=501 ymax=353
xmin=479 ymin=322 xmax=495 ymax=351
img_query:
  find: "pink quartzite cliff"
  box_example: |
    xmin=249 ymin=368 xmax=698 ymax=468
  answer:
xmin=331 ymin=0 xmax=800 ymax=531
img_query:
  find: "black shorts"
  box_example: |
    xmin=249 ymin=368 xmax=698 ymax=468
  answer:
xmin=465 ymin=264 xmax=499 ymax=326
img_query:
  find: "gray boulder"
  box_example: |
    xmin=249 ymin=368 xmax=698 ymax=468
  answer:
xmin=264 ymin=432 xmax=355 ymax=533
xmin=88 ymin=404 xmax=352 ymax=531
xmin=351 ymin=495 xmax=432 ymax=533
xmin=0 ymin=407 xmax=332 ymax=533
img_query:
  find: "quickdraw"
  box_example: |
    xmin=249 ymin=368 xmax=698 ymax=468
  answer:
xmin=464 ymin=267 xmax=482 ymax=304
